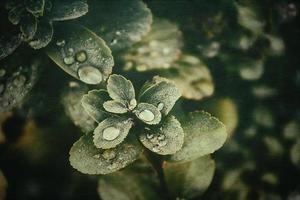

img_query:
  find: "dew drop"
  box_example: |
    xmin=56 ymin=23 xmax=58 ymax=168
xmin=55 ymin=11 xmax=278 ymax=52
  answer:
xmin=138 ymin=110 xmax=155 ymax=122
xmin=128 ymin=99 xmax=137 ymax=110
xmin=63 ymin=56 xmax=75 ymax=65
xmin=102 ymin=149 xmax=116 ymax=160
xmin=158 ymin=140 xmax=167 ymax=147
xmin=102 ymin=126 xmax=120 ymax=141
xmin=56 ymin=39 xmax=65 ymax=46
xmin=157 ymin=102 xmax=164 ymax=111
xmin=75 ymin=50 xmax=87 ymax=63
xmin=0 ymin=69 xmax=6 ymax=77
xmin=146 ymin=133 xmax=154 ymax=139
xmin=77 ymin=65 xmax=102 ymax=84
xmin=93 ymin=154 xmax=100 ymax=159
xmin=13 ymin=75 xmax=26 ymax=86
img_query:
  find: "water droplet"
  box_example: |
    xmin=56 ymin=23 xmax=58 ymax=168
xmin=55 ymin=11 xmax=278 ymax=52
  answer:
xmin=63 ymin=56 xmax=75 ymax=65
xmin=158 ymin=140 xmax=167 ymax=147
xmin=157 ymin=102 xmax=164 ymax=110
xmin=158 ymin=134 xmax=165 ymax=141
xmin=93 ymin=154 xmax=100 ymax=159
xmin=75 ymin=51 xmax=87 ymax=63
xmin=56 ymin=39 xmax=65 ymax=46
xmin=77 ymin=65 xmax=102 ymax=84
xmin=146 ymin=133 xmax=154 ymax=139
xmin=102 ymin=149 xmax=116 ymax=160
xmin=128 ymin=99 xmax=137 ymax=110
xmin=13 ymin=75 xmax=26 ymax=86
xmin=102 ymin=126 xmax=120 ymax=141
xmin=0 ymin=69 xmax=6 ymax=77
xmin=138 ymin=110 xmax=155 ymax=122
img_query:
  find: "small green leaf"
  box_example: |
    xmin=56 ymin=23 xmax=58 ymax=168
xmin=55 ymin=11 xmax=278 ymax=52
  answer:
xmin=47 ymin=0 xmax=88 ymax=21
xmin=28 ymin=20 xmax=53 ymax=49
xmin=46 ymin=23 xmax=114 ymax=84
xmin=25 ymin=0 xmax=45 ymax=16
xmin=139 ymin=76 xmax=181 ymax=115
xmin=81 ymin=89 xmax=110 ymax=123
xmin=107 ymin=74 xmax=135 ymax=105
xmin=169 ymin=111 xmax=227 ymax=163
xmin=123 ymin=18 xmax=183 ymax=71
xmin=98 ymin=168 xmax=162 ymax=200
xmin=20 ymin=14 xmax=37 ymax=41
xmin=134 ymin=103 xmax=161 ymax=125
xmin=69 ymin=133 xmax=142 ymax=175
xmin=164 ymin=155 xmax=215 ymax=199
xmin=79 ymin=0 xmax=152 ymax=51
xmin=61 ymin=82 xmax=96 ymax=133
xmin=93 ymin=117 xmax=133 ymax=149
xmin=103 ymin=100 xmax=128 ymax=114
xmin=159 ymin=55 xmax=214 ymax=100
xmin=139 ymin=115 xmax=184 ymax=155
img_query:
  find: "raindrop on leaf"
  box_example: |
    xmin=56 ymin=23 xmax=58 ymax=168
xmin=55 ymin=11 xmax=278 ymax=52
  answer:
xmin=77 ymin=66 xmax=102 ymax=85
xmin=102 ymin=126 xmax=120 ymax=141
xmin=138 ymin=109 xmax=155 ymax=122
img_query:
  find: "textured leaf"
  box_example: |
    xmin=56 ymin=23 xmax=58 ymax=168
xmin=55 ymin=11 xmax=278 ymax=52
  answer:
xmin=159 ymin=55 xmax=214 ymax=100
xmin=47 ymin=0 xmax=88 ymax=21
xmin=28 ymin=20 xmax=53 ymax=49
xmin=107 ymin=74 xmax=135 ymax=106
xmin=20 ymin=14 xmax=37 ymax=41
xmin=93 ymin=117 xmax=133 ymax=149
xmin=25 ymin=0 xmax=45 ymax=16
xmin=69 ymin=133 xmax=142 ymax=175
xmin=139 ymin=76 xmax=181 ymax=115
xmin=164 ymin=155 xmax=215 ymax=199
xmin=81 ymin=89 xmax=110 ymax=123
xmin=134 ymin=103 xmax=161 ymax=125
xmin=61 ymin=82 xmax=96 ymax=133
xmin=0 ymin=52 xmax=41 ymax=113
xmin=98 ymin=168 xmax=162 ymax=200
xmin=123 ymin=18 xmax=183 ymax=71
xmin=79 ymin=0 xmax=152 ymax=51
xmin=169 ymin=111 xmax=227 ymax=163
xmin=139 ymin=115 xmax=184 ymax=155
xmin=103 ymin=100 xmax=128 ymax=114
xmin=46 ymin=23 xmax=114 ymax=84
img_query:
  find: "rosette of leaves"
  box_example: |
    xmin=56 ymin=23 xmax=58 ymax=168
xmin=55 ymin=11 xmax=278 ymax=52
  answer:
xmin=4 ymin=0 xmax=88 ymax=52
xmin=122 ymin=17 xmax=183 ymax=71
xmin=69 ymin=74 xmax=184 ymax=174
xmin=0 ymin=51 xmax=41 ymax=113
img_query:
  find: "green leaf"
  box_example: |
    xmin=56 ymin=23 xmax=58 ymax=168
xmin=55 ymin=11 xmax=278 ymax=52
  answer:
xmin=46 ymin=23 xmax=114 ymax=84
xmin=164 ymin=155 xmax=215 ymax=199
xmin=139 ymin=115 xmax=184 ymax=155
xmin=139 ymin=76 xmax=181 ymax=115
xmin=159 ymin=55 xmax=214 ymax=100
xmin=25 ymin=0 xmax=45 ymax=16
xmin=168 ymin=111 xmax=227 ymax=163
xmin=79 ymin=0 xmax=152 ymax=51
xmin=107 ymin=74 xmax=136 ymax=106
xmin=61 ymin=82 xmax=96 ymax=133
xmin=93 ymin=117 xmax=133 ymax=149
xmin=47 ymin=0 xmax=88 ymax=21
xmin=81 ymin=89 xmax=110 ymax=123
xmin=98 ymin=168 xmax=162 ymax=200
xmin=134 ymin=103 xmax=161 ymax=125
xmin=123 ymin=18 xmax=183 ymax=71
xmin=103 ymin=100 xmax=128 ymax=114
xmin=69 ymin=133 xmax=142 ymax=175
xmin=20 ymin=14 xmax=37 ymax=41
xmin=28 ymin=20 xmax=53 ymax=49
